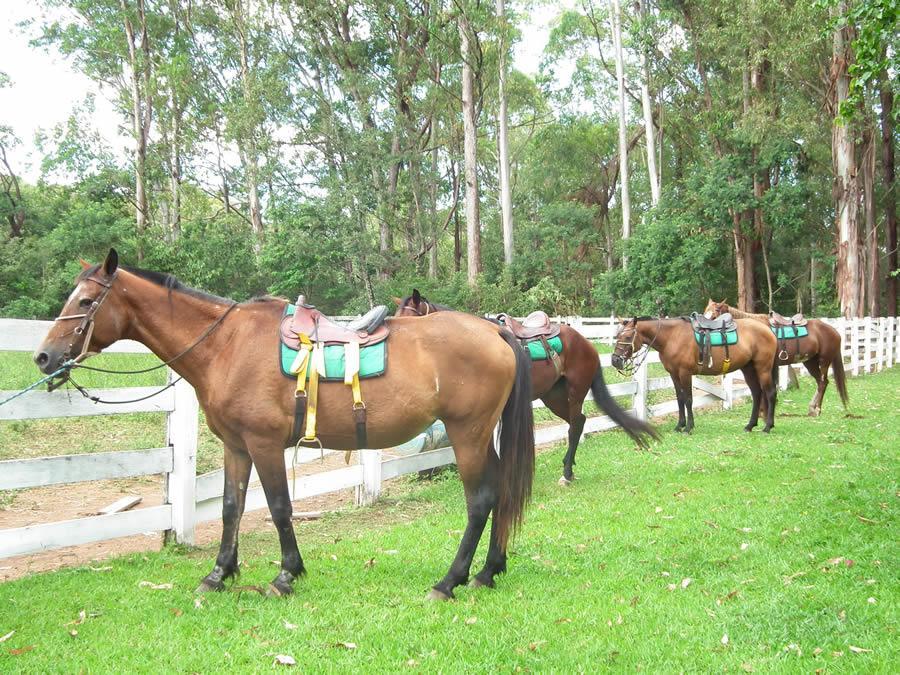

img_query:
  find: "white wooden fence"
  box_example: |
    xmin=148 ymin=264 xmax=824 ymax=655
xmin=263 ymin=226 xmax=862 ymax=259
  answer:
xmin=1 ymin=315 xmax=898 ymax=560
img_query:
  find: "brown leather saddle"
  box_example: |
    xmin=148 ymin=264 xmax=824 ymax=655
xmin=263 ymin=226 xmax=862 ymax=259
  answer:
xmin=280 ymin=302 xmax=389 ymax=349
xmin=497 ymin=311 xmax=561 ymax=340
xmin=769 ymin=311 xmax=807 ymax=327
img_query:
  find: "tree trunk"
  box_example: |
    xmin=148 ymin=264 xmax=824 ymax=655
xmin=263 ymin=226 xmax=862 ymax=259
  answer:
xmin=234 ymin=0 xmax=264 ymax=245
xmin=428 ymin=118 xmax=440 ymax=279
xmin=733 ymin=213 xmax=756 ymax=312
xmin=862 ymin=123 xmax=879 ymax=316
xmin=831 ymin=8 xmax=862 ymax=318
xmin=121 ymin=0 xmax=150 ymax=251
xmin=459 ymin=13 xmax=481 ymax=284
xmin=608 ymin=0 xmax=630 ymax=267
xmin=636 ymin=0 xmax=659 ymax=205
xmin=496 ymin=0 xmax=514 ymax=264
xmin=881 ymin=75 xmax=897 ymax=316
xmin=810 ymin=255 xmax=818 ymax=315
xmin=0 ymin=141 xmax=25 ymax=238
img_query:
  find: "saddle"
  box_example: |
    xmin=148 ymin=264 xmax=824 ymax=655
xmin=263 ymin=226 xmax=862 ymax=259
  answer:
xmin=769 ymin=311 xmax=807 ymax=327
xmin=280 ymin=302 xmax=389 ymax=350
xmin=689 ymin=312 xmax=736 ymax=373
xmin=497 ymin=311 xmax=561 ymax=340
xmin=691 ymin=312 xmax=736 ymax=332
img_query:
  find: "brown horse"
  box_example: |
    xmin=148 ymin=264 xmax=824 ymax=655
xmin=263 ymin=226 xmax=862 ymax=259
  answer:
xmin=610 ymin=316 xmax=779 ymax=433
xmin=34 ymin=250 xmax=535 ymax=600
xmin=703 ymin=300 xmax=849 ymax=417
xmin=394 ymin=290 xmax=657 ymax=484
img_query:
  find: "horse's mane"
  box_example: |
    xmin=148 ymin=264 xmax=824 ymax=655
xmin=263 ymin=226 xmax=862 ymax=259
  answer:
xmin=82 ymin=264 xmax=276 ymax=306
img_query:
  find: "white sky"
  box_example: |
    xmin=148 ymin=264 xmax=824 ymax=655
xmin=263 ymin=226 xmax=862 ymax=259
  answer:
xmin=0 ymin=1 xmax=571 ymax=182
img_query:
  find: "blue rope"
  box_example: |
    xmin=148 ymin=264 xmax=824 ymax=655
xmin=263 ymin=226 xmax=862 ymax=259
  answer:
xmin=0 ymin=361 xmax=75 ymax=408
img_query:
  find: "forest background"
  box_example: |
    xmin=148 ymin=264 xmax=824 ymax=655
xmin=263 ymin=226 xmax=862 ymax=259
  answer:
xmin=0 ymin=0 xmax=896 ymax=320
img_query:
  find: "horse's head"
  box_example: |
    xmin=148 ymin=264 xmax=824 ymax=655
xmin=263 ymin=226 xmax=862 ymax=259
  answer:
xmin=703 ymin=298 xmax=729 ymax=319
xmin=393 ymin=289 xmax=436 ymax=317
xmin=611 ymin=317 xmax=644 ymax=372
xmin=34 ymin=249 xmax=129 ymax=378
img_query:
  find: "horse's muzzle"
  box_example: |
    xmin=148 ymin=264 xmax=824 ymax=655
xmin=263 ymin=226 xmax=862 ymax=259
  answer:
xmin=610 ymin=354 xmax=624 ymax=371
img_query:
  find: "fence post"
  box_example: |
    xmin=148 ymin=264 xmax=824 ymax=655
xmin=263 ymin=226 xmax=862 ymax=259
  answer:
xmin=722 ymin=372 xmax=734 ymax=410
xmin=633 ymin=357 xmax=649 ymax=421
xmin=850 ymin=319 xmax=860 ymax=376
xmin=779 ymin=365 xmax=790 ymax=391
xmin=885 ymin=318 xmax=894 ymax=369
xmin=863 ymin=317 xmax=872 ymax=373
xmin=356 ymin=449 xmax=382 ymax=506
xmin=165 ymin=373 xmax=199 ymax=545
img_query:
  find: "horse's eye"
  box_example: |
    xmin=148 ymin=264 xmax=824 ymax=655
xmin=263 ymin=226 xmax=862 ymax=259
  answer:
xmin=79 ymin=297 xmax=93 ymax=308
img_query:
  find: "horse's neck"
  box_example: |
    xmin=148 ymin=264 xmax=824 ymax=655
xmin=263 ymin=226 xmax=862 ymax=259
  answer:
xmin=121 ymin=276 xmax=236 ymax=396
xmin=726 ymin=306 xmax=767 ymax=321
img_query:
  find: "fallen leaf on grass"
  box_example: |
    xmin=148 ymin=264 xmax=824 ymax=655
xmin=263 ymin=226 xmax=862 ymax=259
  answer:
xmin=89 ymin=566 xmax=112 ymax=572
xmin=464 ymin=617 xmax=477 ymax=625
xmin=138 ymin=581 xmax=173 ymax=590
xmin=65 ymin=610 xmax=87 ymax=627
xmin=274 ymin=654 xmax=297 ymax=666
xmin=69 ymin=630 xmax=78 ymax=638
xmin=856 ymin=515 xmax=877 ymax=524
xmin=555 ymin=618 xmax=572 ymax=624
xmin=740 ymin=663 xmax=754 ymax=672
xmin=9 ymin=646 xmax=33 ymax=656
xmin=667 ymin=583 xmax=677 ymax=591
xmin=721 ymin=634 xmax=729 ymax=647
xmin=529 ymin=640 xmax=547 ymax=651
xmin=813 ymin=647 xmax=823 ymax=656
xmin=681 ymin=578 xmax=692 ymax=589
xmin=406 ymin=659 xmax=419 ymax=667
xmin=169 ymin=608 xmax=183 ymax=617
xmin=283 ymin=620 xmax=298 ymax=630
xmin=334 ymin=642 xmax=357 ymax=650
xmin=867 ymin=597 xmax=877 ymax=604
xmin=740 ymin=542 xmax=749 ymax=551
xmin=364 ymin=558 xmax=376 ymax=569
xmin=848 ymin=645 xmax=872 ymax=654
xmin=384 ymin=550 xmax=399 ymax=555
xmin=193 ymin=598 xmax=204 ymax=610
xmin=0 ymin=631 xmax=15 ymax=643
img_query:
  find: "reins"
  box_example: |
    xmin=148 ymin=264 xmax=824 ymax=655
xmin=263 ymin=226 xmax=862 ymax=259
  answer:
xmin=613 ymin=317 xmax=662 ymax=375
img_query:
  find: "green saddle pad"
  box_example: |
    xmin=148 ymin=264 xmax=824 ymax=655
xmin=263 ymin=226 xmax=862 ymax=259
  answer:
xmin=693 ymin=330 xmax=738 ymax=347
xmin=280 ymin=305 xmax=387 ymax=380
xmin=771 ymin=325 xmax=808 ymax=339
xmin=525 ymin=336 xmax=563 ymax=360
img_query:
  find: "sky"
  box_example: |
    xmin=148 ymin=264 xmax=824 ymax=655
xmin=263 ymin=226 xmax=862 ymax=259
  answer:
xmin=0 ymin=1 xmax=571 ymax=182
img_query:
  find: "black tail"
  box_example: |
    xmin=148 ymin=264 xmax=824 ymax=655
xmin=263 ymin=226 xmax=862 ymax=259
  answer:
xmin=831 ymin=353 xmax=850 ymax=409
xmin=495 ymin=330 xmax=536 ymax=553
xmin=590 ymin=362 xmax=659 ymax=448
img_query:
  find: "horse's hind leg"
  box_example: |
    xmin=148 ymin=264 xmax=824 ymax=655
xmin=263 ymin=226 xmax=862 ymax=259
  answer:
xmin=543 ymin=381 xmax=584 ymax=485
xmin=429 ymin=423 xmax=496 ymax=600
xmin=757 ymin=365 xmax=777 ymax=432
xmin=803 ymin=359 xmax=827 ymax=416
xmin=252 ymin=439 xmax=306 ymax=596
xmin=741 ymin=367 xmax=762 ymax=431
xmin=671 ymin=374 xmax=687 ymax=432
xmin=198 ymin=444 xmax=252 ymax=592
xmin=679 ymin=373 xmax=696 ymax=433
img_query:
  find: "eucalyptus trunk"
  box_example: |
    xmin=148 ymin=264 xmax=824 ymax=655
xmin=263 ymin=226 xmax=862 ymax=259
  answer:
xmin=608 ymin=0 xmax=630 ymax=267
xmin=636 ymin=0 xmax=659 ymax=205
xmin=459 ymin=12 xmax=481 ymax=284
xmin=496 ymin=0 xmax=514 ymax=264
xmin=881 ymin=75 xmax=897 ymax=316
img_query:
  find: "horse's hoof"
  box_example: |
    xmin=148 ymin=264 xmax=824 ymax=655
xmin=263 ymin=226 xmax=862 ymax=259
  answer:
xmin=674 ymin=426 xmax=684 ymax=433
xmin=807 ymin=409 xmax=820 ymax=417
xmin=426 ymin=588 xmax=453 ymax=601
xmin=195 ymin=578 xmax=224 ymax=593
xmin=762 ymin=427 xmax=773 ymax=434
xmin=744 ymin=425 xmax=754 ymax=432
xmin=266 ymin=570 xmax=295 ymax=597
xmin=558 ymin=476 xmax=573 ymax=487
xmin=469 ymin=574 xmax=495 ymax=589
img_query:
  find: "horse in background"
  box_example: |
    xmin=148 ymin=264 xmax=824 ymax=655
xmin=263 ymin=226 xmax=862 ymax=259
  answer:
xmin=611 ymin=316 xmax=778 ymax=433
xmin=394 ymin=290 xmax=658 ymax=484
xmin=703 ymin=300 xmax=848 ymax=416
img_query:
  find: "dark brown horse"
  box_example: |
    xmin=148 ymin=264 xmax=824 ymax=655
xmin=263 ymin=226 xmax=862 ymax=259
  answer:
xmin=34 ymin=250 xmax=535 ymax=600
xmin=703 ymin=300 xmax=849 ymax=416
xmin=394 ymin=290 xmax=657 ymax=484
xmin=610 ymin=316 xmax=779 ymax=433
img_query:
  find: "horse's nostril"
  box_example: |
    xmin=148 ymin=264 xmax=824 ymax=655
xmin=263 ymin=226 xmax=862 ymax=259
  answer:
xmin=35 ymin=352 xmax=49 ymax=367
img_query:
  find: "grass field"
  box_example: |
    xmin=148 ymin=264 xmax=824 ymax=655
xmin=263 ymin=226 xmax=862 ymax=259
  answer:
xmin=1 ymin=364 xmax=896 ymax=672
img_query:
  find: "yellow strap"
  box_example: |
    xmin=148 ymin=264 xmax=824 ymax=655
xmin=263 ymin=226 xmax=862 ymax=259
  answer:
xmin=351 ymin=372 xmax=363 ymax=406
xmin=303 ymin=343 xmax=325 ymax=441
xmin=721 ymin=357 xmax=731 ymax=375
xmin=291 ymin=334 xmax=313 ymax=395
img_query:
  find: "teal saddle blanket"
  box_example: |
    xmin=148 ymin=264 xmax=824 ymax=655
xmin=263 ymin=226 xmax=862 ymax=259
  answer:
xmin=771 ymin=325 xmax=808 ymax=339
xmin=525 ymin=336 xmax=563 ymax=360
xmin=693 ymin=329 xmax=738 ymax=346
xmin=279 ymin=305 xmax=387 ymax=379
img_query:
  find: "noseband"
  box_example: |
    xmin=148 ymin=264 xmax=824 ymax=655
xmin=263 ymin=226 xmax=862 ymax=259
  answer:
xmin=53 ymin=271 xmax=118 ymax=365
xmin=613 ymin=317 xmax=661 ymax=375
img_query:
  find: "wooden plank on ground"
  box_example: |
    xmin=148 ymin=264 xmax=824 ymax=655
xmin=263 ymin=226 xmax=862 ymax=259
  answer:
xmin=98 ymin=495 xmax=142 ymax=516
xmin=0 ymin=387 xmax=175 ymax=420
xmin=0 ymin=505 xmax=171 ymax=559
xmin=0 ymin=447 xmax=173 ymax=490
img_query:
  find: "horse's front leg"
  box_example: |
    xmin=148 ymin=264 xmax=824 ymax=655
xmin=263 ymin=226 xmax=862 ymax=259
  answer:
xmin=251 ymin=438 xmax=306 ymax=596
xmin=670 ymin=374 xmax=686 ymax=432
xmin=198 ymin=444 xmax=253 ymax=592
xmin=681 ymin=373 xmax=696 ymax=433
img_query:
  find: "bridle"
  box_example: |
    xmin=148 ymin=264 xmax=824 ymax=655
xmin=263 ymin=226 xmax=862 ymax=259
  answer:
xmin=398 ymin=299 xmax=433 ymax=316
xmin=613 ymin=317 xmax=661 ymax=375
xmin=53 ymin=270 xmax=118 ymax=367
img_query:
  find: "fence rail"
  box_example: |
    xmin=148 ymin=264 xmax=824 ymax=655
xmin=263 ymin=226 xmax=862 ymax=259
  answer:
xmin=1 ymin=314 xmax=898 ymax=560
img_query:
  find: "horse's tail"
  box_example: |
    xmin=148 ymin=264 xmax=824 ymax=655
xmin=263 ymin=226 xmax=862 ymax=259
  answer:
xmin=590 ymin=361 xmax=659 ymax=448
xmin=495 ymin=330 xmax=536 ymax=553
xmin=831 ymin=352 xmax=850 ymax=409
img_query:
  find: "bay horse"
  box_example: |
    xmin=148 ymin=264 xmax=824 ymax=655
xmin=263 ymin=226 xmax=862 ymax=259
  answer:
xmin=610 ymin=316 xmax=778 ymax=433
xmin=394 ymin=290 xmax=657 ymax=484
xmin=703 ymin=300 xmax=849 ymax=416
xmin=34 ymin=250 xmax=535 ymax=600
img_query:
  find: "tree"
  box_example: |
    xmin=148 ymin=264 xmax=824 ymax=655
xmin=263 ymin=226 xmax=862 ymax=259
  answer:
xmin=496 ymin=0 xmax=514 ymax=264
xmin=607 ymin=0 xmax=630 ymax=267
xmin=459 ymin=6 xmax=481 ymax=284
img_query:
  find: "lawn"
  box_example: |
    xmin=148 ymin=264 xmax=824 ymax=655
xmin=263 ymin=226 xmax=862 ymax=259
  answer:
xmin=0 ymin=365 xmax=896 ymax=672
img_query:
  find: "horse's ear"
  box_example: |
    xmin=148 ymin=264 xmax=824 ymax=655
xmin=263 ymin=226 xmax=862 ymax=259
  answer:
xmin=80 ymin=258 xmax=92 ymax=270
xmin=412 ymin=288 xmax=421 ymax=303
xmin=103 ymin=248 xmax=119 ymax=276
xmin=391 ymin=296 xmax=403 ymax=306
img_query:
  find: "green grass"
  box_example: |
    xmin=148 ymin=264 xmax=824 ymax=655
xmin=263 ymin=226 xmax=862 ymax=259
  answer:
xmin=1 ymin=367 xmax=897 ymax=672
